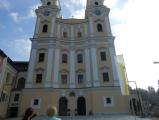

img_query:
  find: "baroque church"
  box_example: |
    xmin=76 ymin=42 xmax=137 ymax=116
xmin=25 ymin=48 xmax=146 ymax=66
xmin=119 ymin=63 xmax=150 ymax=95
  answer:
xmin=0 ymin=0 xmax=137 ymax=118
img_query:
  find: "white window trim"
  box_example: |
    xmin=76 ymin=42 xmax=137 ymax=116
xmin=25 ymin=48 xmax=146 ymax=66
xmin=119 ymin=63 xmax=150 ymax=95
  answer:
xmin=31 ymin=98 xmax=42 ymax=109
xmin=103 ymin=96 xmax=114 ymax=107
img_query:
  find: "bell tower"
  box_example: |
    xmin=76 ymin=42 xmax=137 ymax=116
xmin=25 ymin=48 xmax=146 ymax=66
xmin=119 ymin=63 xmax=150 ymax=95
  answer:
xmin=85 ymin=0 xmax=112 ymax=36
xmin=33 ymin=0 xmax=61 ymax=38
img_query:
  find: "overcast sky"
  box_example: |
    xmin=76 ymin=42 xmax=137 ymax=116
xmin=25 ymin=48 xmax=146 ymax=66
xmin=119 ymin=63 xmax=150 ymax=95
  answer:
xmin=0 ymin=0 xmax=159 ymax=90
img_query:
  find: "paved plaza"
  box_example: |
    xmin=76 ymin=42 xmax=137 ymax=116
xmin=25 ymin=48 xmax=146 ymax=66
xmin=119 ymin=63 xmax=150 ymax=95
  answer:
xmin=2 ymin=115 xmax=158 ymax=120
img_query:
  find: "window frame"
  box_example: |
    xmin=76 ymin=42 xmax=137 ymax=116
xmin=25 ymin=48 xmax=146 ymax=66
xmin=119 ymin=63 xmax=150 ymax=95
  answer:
xmin=62 ymin=54 xmax=68 ymax=64
xmin=103 ymin=72 xmax=109 ymax=82
xmin=61 ymin=74 xmax=68 ymax=84
xmin=103 ymin=96 xmax=114 ymax=107
xmin=100 ymin=51 xmax=106 ymax=61
xmin=78 ymin=74 xmax=84 ymax=84
xmin=42 ymin=24 xmax=48 ymax=33
xmin=31 ymin=98 xmax=41 ymax=109
xmin=77 ymin=32 xmax=82 ymax=38
xmin=63 ymin=32 xmax=68 ymax=38
xmin=38 ymin=53 xmax=45 ymax=62
xmin=77 ymin=54 xmax=83 ymax=63
xmin=36 ymin=74 xmax=43 ymax=84
xmin=97 ymin=23 xmax=103 ymax=32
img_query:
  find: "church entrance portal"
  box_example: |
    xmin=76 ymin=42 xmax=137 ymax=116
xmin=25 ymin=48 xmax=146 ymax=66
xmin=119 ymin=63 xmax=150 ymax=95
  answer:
xmin=59 ymin=97 xmax=68 ymax=116
xmin=77 ymin=97 xmax=86 ymax=115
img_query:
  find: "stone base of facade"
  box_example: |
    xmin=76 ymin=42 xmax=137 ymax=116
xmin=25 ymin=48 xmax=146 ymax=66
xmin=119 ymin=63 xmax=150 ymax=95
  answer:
xmin=19 ymin=87 xmax=131 ymax=116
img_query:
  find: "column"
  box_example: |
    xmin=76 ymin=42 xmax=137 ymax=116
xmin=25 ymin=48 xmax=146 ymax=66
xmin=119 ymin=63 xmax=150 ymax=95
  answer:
xmin=109 ymin=47 xmax=120 ymax=86
xmin=91 ymin=48 xmax=100 ymax=87
xmin=45 ymin=48 xmax=53 ymax=87
xmin=50 ymin=17 xmax=55 ymax=37
xmin=34 ymin=17 xmax=40 ymax=38
xmin=57 ymin=23 xmax=61 ymax=38
xmin=89 ymin=17 xmax=94 ymax=36
xmin=105 ymin=16 xmax=112 ymax=36
xmin=53 ymin=49 xmax=60 ymax=88
xmin=69 ymin=50 xmax=76 ymax=88
xmin=85 ymin=49 xmax=92 ymax=87
xmin=26 ymin=49 xmax=37 ymax=88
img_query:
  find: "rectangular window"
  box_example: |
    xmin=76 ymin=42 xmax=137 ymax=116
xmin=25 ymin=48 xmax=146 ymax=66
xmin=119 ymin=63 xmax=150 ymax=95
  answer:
xmin=36 ymin=74 xmax=42 ymax=84
xmin=77 ymin=54 xmax=83 ymax=63
xmin=34 ymin=99 xmax=39 ymax=106
xmin=100 ymin=52 xmax=106 ymax=61
xmin=38 ymin=53 xmax=45 ymax=62
xmin=78 ymin=74 xmax=83 ymax=84
xmin=31 ymin=98 xmax=41 ymax=109
xmin=103 ymin=96 xmax=114 ymax=107
xmin=63 ymin=32 xmax=67 ymax=38
xmin=103 ymin=72 xmax=109 ymax=82
xmin=106 ymin=97 xmax=111 ymax=104
xmin=62 ymin=54 xmax=67 ymax=63
xmin=14 ymin=94 xmax=19 ymax=102
xmin=61 ymin=74 xmax=67 ymax=84
xmin=77 ymin=32 xmax=82 ymax=38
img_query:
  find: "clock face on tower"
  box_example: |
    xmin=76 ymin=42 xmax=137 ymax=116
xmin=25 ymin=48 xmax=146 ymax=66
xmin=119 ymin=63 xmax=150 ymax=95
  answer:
xmin=43 ymin=10 xmax=50 ymax=16
xmin=94 ymin=9 xmax=101 ymax=16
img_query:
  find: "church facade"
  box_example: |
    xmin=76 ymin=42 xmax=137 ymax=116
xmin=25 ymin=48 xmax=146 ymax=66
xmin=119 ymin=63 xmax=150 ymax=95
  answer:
xmin=0 ymin=0 xmax=132 ymax=117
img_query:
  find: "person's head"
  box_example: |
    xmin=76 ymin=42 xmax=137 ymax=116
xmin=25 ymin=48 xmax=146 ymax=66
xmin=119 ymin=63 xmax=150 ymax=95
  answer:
xmin=46 ymin=106 xmax=57 ymax=117
xmin=23 ymin=107 xmax=36 ymax=120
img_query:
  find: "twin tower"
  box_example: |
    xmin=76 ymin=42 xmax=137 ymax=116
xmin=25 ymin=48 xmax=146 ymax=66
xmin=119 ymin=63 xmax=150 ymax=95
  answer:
xmin=20 ymin=0 xmax=130 ymax=116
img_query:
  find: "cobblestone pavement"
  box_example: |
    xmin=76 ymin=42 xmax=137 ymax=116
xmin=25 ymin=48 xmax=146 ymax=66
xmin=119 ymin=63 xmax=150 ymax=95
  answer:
xmin=2 ymin=115 xmax=158 ymax=120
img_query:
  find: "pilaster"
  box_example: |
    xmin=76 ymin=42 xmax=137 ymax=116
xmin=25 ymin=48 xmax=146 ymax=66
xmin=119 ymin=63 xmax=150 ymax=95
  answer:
xmin=26 ymin=49 xmax=37 ymax=88
xmin=53 ymin=49 xmax=60 ymax=88
xmin=45 ymin=48 xmax=53 ymax=87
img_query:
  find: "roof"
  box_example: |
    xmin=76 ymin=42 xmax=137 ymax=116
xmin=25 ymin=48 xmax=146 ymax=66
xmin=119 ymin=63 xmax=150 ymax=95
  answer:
xmin=0 ymin=49 xmax=29 ymax=72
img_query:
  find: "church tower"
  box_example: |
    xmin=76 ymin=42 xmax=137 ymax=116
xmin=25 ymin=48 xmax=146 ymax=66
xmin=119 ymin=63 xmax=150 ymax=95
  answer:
xmin=21 ymin=0 xmax=130 ymax=116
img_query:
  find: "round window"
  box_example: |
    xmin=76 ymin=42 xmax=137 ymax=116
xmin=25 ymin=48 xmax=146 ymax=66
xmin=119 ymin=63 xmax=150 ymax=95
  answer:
xmin=47 ymin=2 xmax=51 ymax=6
xmin=95 ymin=2 xmax=99 ymax=5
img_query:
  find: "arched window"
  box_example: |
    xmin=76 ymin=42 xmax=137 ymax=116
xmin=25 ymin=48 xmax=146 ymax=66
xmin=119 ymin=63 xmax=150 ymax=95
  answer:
xmin=95 ymin=2 xmax=99 ymax=5
xmin=42 ymin=24 xmax=48 ymax=33
xmin=47 ymin=2 xmax=51 ymax=6
xmin=97 ymin=24 xmax=103 ymax=32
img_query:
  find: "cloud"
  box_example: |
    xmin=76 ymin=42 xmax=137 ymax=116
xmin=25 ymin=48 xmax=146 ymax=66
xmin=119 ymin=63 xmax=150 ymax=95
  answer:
xmin=71 ymin=9 xmax=85 ymax=19
xmin=107 ymin=0 xmax=159 ymax=90
xmin=9 ymin=3 xmax=40 ymax=22
xmin=17 ymin=27 xmax=23 ymax=32
xmin=9 ymin=12 xmax=19 ymax=22
xmin=9 ymin=39 xmax=31 ymax=58
xmin=61 ymin=0 xmax=86 ymax=18
xmin=0 ymin=0 xmax=10 ymax=10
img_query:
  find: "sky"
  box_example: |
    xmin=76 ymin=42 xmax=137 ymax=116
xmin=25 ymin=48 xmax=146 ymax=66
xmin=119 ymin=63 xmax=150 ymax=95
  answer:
xmin=0 ymin=0 xmax=159 ymax=90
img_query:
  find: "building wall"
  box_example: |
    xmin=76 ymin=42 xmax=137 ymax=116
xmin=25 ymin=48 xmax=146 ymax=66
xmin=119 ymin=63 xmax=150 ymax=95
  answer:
xmin=0 ymin=61 xmax=17 ymax=117
xmin=20 ymin=87 xmax=131 ymax=116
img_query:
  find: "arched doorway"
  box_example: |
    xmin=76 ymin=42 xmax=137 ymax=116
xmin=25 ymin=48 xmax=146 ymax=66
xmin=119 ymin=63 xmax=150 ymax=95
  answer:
xmin=59 ymin=97 xmax=68 ymax=116
xmin=77 ymin=97 xmax=86 ymax=115
xmin=17 ymin=78 xmax=25 ymax=90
